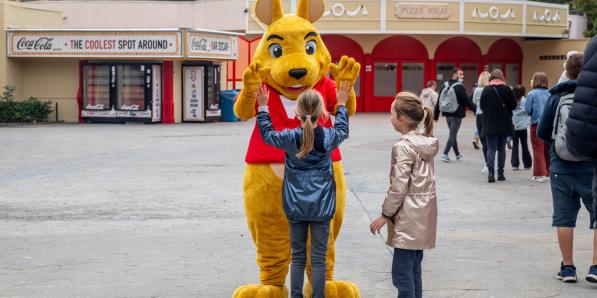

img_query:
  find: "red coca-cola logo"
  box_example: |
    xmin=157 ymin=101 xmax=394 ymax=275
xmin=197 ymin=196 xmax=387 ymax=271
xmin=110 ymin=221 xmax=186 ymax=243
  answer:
xmin=16 ymin=37 xmax=54 ymax=51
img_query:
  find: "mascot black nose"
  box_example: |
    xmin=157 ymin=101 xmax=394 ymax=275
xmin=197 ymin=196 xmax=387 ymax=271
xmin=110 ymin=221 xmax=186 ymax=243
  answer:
xmin=289 ymin=68 xmax=307 ymax=79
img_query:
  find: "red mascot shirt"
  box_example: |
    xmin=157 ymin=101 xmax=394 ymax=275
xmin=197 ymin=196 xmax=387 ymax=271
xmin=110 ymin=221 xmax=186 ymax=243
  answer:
xmin=241 ymin=76 xmax=342 ymax=164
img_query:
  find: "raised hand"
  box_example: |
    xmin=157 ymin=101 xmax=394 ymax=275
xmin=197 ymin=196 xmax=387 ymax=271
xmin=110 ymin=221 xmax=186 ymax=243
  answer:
xmin=336 ymin=81 xmax=351 ymax=106
xmin=329 ymin=55 xmax=361 ymax=86
xmin=255 ymin=84 xmax=269 ymax=107
xmin=242 ymin=61 xmax=271 ymax=98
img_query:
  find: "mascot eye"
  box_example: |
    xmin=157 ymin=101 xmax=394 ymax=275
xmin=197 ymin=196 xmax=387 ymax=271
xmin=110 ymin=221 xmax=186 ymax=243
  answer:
xmin=268 ymin=44 xmax=283 ymax=58
xmin=305 ymin=40 xmax=317 ymax=55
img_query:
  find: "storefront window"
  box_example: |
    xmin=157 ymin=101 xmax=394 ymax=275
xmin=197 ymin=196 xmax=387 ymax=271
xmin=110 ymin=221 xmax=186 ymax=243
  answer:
xmin=402 ymin=63 xmax=424 ymax=95
xmin=436 ymin=63 xmax=456 ymax=87
xmin=374 ymin=62 xmax=397 ymax=97
xmin=117 ymin=65 xmax=146 ymax=111
xmin=82 ymin=65 xmax=110 ymax=110
xmin=506 ymin=64 xmax=520 ymax=86
xmin=461 ymin=64 xmax=478 ymax=92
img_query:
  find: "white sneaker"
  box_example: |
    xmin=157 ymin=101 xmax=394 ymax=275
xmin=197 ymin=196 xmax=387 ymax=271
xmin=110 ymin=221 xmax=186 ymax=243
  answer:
xmin=512 ymin=167 xmax=520 ymax=171
xmin=481 ymin=165 xmax=488 ymax=174
xmin=456 ymin=154 xmax=463 ymax=161
xmin=531 ymin=176 xmax=546 ymax=183
xmin=441 ymin=154 xmax=451 ymax=163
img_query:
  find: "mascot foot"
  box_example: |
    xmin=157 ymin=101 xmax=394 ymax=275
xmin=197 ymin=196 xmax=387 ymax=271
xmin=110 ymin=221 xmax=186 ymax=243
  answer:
xmin=303 ymin=280 xmax=360 ymax=298
xmin=232 ymin=284 xmax=288 ymax=298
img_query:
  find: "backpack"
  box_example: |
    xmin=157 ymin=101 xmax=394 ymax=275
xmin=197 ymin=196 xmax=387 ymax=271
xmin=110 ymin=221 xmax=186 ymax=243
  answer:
xmin=438 ymin=81 xmax=461 ymax=113
xmin=551 ymin=93 xmax=591 ymax=162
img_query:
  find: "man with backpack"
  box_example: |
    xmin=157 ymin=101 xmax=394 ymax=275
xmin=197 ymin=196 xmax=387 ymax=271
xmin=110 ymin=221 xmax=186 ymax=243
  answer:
xmin=434 ymin=68 xmax=477 ymax=163
xmin=537 ymin=52 xmax=597 ymax=283
xmin=565 ymin=36 xmax=597 ymax=283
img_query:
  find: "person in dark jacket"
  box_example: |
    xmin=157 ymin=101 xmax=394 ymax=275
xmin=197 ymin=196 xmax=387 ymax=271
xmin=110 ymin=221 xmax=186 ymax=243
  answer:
xmin=565 ymin=36 xmax=597 ymax=283
xmin=480 ymin=69 xmax=517 ymax=182
xmin=537 ymin=53 xmax=597 ymax=284
xmin=434 ymin=68 xmax=477 ymax=163
xmin=256 ymin=83 xmax=351 ymax=297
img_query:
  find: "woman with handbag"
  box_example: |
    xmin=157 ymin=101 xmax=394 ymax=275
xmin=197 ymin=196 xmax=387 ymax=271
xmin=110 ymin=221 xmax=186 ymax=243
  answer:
xmin=480 ymin=69 xmax=518 ymax=183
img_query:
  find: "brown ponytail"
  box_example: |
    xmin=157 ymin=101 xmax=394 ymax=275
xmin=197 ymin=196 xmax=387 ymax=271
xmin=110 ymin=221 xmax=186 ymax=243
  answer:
xmin=296 ymin=89 xmax=324 ymax=159
xmin=422 ymin=106 xmax=434 ymax=137
xmin=393 ymin=91 xmax=434 ymax=137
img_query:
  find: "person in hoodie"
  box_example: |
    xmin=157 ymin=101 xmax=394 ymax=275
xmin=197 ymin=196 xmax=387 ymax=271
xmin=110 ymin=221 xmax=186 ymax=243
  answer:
xmin=434 ymin=68 xmax=477 ymax=163
xmin=525 ymin=72 xmax=551 ymax=182
xmin=370 ymin=91 xmax=438 ymax=298
xmin=511 ymin=85 xmax=532 ymax=171
xmin=480 ymin=69 xmax=517 ymax=183
xmin=537 ymin=53 xmax=597 ymax=284
xmin=420 ymin=80 xmax=438 ymax=110
xmin=566 ymin=36 xmax=597 ymax=283
xmin=256 ymin=82 xmax=351 ymax=298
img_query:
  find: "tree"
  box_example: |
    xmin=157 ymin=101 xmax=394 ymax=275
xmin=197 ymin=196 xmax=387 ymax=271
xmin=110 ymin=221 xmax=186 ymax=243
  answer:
xmin=571 ymin=0 xmax=596 ymax=37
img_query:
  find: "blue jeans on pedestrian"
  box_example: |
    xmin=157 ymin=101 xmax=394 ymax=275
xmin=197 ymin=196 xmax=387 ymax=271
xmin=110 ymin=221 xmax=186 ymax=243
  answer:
xmin=486 ymin=135 xmax=508 ymax=175
xmin=289 ymin=220 xmax=330 ymax=298
xmin=392 ymin=248 xmax=424 ymax=298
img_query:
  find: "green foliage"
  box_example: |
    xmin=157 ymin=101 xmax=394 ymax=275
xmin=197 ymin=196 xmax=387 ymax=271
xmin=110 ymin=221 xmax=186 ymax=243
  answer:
xmin=571 ymin=0 xmax=596 ymax=37
xmin=0 ymin=86 xmax=54 ymax=123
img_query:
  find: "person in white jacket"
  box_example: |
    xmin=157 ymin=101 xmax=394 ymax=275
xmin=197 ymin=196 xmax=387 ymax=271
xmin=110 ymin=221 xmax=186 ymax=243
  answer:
xmin=420 ymin=80 xmax=438 ymax=110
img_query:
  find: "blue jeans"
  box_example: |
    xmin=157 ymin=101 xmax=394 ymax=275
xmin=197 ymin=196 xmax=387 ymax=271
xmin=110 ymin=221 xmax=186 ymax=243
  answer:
xmin=289 ymin=221 xmax=330 ymax=298
xmin=392 ymin=248 xmax=424 ymax=298
xmin=551 ymin=172 xmax=596 ymax=229
xmin=486 ymin=135 xmax=508 ymax=175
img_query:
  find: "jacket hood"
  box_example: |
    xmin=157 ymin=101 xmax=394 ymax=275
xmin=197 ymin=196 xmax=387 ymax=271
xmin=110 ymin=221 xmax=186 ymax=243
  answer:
xmin=421 ymin=88 xmax=434 ymax=95
xmin=401 ymin=132 xmax=439 ymax=162
xmin=549 ymin=80 xmax=577 ymax=94
xmin=489 ymin=79 xmax=506 ymax=86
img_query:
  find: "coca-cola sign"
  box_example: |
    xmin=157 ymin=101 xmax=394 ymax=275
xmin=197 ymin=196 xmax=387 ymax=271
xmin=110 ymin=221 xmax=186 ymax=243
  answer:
xmin=85 ymin=103 xmax=105 ymax=110
xmin=186 ymin=32 xmax=238 ymax=60
xmin=7 ymin=30 xmax=183 ymax=58
xmin=120 ymin=104 xmax=140 ymax=111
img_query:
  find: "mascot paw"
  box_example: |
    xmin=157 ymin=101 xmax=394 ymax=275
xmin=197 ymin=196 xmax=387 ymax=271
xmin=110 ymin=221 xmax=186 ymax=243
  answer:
xmin=303 ymin=280 xmax=361 ymax=298
xmin=232 ymin=284 xmax=288 ymax=298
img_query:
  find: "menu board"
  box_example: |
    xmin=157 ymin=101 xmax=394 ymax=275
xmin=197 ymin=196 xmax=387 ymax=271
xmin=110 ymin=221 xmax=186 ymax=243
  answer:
xmin=152 ymin=65 xmax=162 ymax=122
xmin=183 ymin=66 xmax=205 ymax=122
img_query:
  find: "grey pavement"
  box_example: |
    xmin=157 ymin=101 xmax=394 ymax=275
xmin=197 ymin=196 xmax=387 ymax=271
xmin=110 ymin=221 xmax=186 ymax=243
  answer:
xmin=1 ymin=114 xmax=596 ymax=298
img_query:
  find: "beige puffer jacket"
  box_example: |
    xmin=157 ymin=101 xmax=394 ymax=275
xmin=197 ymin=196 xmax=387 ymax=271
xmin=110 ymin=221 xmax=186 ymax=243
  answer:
xmin=382 ymin=131 xmax=439 ymax=250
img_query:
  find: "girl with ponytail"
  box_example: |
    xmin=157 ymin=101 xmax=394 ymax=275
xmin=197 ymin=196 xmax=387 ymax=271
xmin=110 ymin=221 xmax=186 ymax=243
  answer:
xmin=370 ymin=91 xmax=439 ymax=298
xmin=255 ymin=82 xmax=351 ymax=297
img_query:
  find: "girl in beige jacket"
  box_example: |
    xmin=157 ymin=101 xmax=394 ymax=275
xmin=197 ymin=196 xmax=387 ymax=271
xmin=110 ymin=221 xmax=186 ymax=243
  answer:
xmin=370 ymin=91 xmax=439 ymax=298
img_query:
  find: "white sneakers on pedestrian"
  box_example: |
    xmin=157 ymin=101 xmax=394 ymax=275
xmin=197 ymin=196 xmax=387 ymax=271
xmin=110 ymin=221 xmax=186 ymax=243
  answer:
xmin=456 ymin=154 xmax=463 ymax=161
xmin=481 ymin=165 xmax=488 ymax=174
xmin=532 ymin=176 xmax=548 ymax=183
xmin=441 ymin=154 xmax=451 ymax=163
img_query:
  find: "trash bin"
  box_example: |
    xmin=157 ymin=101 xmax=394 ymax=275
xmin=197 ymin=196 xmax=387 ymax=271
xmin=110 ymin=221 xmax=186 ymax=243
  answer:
xmin=219 ymin=90 xmax=240 ymax=122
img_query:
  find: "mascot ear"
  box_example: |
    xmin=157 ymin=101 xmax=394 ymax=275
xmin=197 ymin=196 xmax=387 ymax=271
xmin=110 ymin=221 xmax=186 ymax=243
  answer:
xmin=297 ymin=0 xmax=324 ymax=23
xmin=255 ymin=0 xmax=284 ymax=25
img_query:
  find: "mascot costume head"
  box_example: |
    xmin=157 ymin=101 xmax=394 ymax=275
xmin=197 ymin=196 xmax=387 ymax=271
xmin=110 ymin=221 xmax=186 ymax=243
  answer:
xmin=233 ymin=0 xmax=360 ymax=297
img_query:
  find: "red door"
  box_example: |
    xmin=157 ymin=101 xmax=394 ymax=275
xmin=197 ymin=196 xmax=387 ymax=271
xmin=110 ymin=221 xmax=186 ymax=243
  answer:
xmin=369 ymin=36 xmax=429 ymax=112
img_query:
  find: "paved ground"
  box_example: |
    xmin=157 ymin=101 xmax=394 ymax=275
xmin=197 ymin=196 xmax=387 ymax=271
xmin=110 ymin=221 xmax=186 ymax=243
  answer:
xmin=1 ymin=114 xmax=596 ymax=298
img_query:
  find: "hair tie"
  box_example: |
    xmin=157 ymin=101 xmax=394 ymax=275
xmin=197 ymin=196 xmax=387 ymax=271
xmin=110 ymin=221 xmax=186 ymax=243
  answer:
xmin=305 ymin=115 xmax=312 ymax=120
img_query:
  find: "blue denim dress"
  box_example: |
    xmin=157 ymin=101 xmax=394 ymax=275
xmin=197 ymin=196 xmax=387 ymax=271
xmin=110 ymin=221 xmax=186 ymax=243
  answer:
xmin=257 ymin=106 xmax=349 ymax=222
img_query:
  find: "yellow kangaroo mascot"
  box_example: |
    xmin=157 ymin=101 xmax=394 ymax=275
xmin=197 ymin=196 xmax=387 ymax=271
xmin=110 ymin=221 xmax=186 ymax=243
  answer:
xmin=233 ymin=0 xmax=360 ymax=297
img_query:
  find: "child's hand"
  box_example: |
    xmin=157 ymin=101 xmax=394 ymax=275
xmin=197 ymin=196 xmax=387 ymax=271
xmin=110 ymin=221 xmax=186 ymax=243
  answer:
xmin=369 ymin=216 xmax=389 ymax=235
xmin=336 ymin=81 xmax=351 ymax=106
xmin=255 ymin=84 xmax=269 ymax=107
